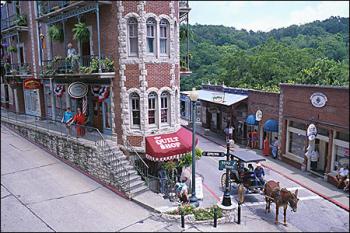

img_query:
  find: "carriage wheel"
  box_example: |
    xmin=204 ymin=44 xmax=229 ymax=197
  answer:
xmin=221 ymin=173 xmax=232 ymax=192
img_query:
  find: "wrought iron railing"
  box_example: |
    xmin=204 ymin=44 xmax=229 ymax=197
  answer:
xmin=125 ymin=138 xmax=149 ymax=185
xmin=1 ymin=14 xmax=28 ymax=30
xmin=4 ymin=63 xmax=32 ymax=75
xmin=37 ymin=0 xmax=70 ymax=16
xmin=40 ymin=55 xmax=115 ymax=76
xmin=179 ymin=0 xmax=189 ymax=9
xmin=0 ymin=108 xmax=131 ymax=196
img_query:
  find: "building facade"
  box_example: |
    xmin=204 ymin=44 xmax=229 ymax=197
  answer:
xmin=279 ymin=84 xmax=349 ymax=183
xmin=1 ymin=1 xmax=193 ymax=162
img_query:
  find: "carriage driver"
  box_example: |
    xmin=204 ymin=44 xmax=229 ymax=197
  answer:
xmin=254 ymin=162 xmax=265 ymax=185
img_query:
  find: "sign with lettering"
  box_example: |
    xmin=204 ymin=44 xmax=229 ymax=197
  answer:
xmin=256 ymin=110 xmax=263 ymax=121
xmin=310 ymin=92 xmax=327 ymax=108
xmin=154 ymin=136 xmax=180 ymax=150
xmin=219 ymin=160 xmax=237 ymax=170
xmin=68 ymin=82 xmax=88 ymax=98
xmin=24 ymin=78 xmax=41 ymax=89
xmin=202 ymin=151 xmax=226 ymax=157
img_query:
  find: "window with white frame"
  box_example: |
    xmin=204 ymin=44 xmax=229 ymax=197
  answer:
xmin=128 ymin=18 xmax=138 ymax=56
xmin=159 ymin=19 xmax=169 ymax=55
xmin=161 ymin=91 xmax=170 ymax=123
xmin=148 ymin=92 xmax=157 ymax=125
xmin=146 ymin=18 xmax=156 ymax=54
xmin=130 ymin=92 xmax=140 ymax=126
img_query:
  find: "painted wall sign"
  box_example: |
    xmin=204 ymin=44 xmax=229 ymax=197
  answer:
xmin=310 ymin=92 xmax=327 ymax=108
xmin=68 ymin=82 xmax=88 ymax=98
xmin=256 ymin=110 xmax=263 ymax=121
xmin=24 ymin=78 xmax=41 ymax=89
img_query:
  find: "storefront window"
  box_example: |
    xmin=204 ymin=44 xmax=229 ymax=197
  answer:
xmin=336 ymin=131 xmax=349 ymax=141
xmin=333 ymin=145 xmax=349 ymax=171
xmin=289 ymin=121 xmax=306 ymax=130
xmin=288 ymin=132 xmax=306 ymax=158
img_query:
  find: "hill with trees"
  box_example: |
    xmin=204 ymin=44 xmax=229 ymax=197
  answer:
xmin=180 ymin=16 xmax=349 ymax=92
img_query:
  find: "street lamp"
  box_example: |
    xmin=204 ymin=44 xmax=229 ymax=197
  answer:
xmin=222 ymin=139 xmax=234 ymax=206
xmin=189 ymin=87 xmax=199 ymax=207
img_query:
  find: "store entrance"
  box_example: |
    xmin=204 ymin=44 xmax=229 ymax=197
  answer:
xmin=310 ymin=139 xmax=328 ymax=176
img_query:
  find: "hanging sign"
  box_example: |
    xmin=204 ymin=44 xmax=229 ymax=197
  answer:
xmin=307 ymin=123 xmax=317 ymax=141
xmin=54 ymin=84 xmax=65 ymax=97
xmin=68 ymin=82 xmax=88 ymax=98
xmin=24 ymin=78 xmax=41 ymax=89
xmin=256 ymin=110 xmax=263 ymax=121
xmin=310 ymin=92 xmax=327 ymax=108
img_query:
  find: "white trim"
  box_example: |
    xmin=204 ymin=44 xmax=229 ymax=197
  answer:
xmin=331 ymin=131 xmax=349 ymax=172
xmin=282 ymin=153 xmax=304 ymax=164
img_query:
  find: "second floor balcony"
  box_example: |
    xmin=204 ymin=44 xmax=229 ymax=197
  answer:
xmin=1 ymin=14 xmax=29 ymax=34
xmin=40 ymin=55 xmax=115 ymax=78
xmin=3 ymin=63 xmax=32 ymax=77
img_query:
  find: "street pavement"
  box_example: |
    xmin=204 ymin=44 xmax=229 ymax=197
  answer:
xmin=1 ymin=121 xmax=349 ymax=232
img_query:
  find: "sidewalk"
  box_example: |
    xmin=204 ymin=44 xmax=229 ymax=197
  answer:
xmin=181 ymin=119 xmax=349 ymax=212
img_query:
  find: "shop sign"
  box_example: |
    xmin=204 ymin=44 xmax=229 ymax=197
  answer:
xmin=155 ymin=136 xmax=181 ymax=150
xmin=68 ymin=82 xmax=88 ymax=98
xmin=307 ymin=123 xmax=317 ymax=140
xmin=24 ymin=78 xmax=41 ymax=89
xmin=256 ymin=110 xmax=263 ymax=121
xmin=310 ymin=92 xmax=327 ymax=108
xmin=212 ymin=95 xmax=224 ymax=103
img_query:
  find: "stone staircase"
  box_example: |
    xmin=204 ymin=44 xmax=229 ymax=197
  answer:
xmin=99 ymin=144 xmax=149 ymax=198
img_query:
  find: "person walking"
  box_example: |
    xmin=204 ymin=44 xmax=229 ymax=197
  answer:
xmin=70 ymin=107 xmax=87 ymax=137
xmin=61 ymin=107 xmax=73 ymax=136
xmin=271 ymin=136 xmax=280 ymax=159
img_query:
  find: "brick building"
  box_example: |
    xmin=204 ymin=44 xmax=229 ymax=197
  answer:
xmin=1 ymin=1 xmax=194 ymax=163
xmin=279 ymin=84 xmax=349 ymax=183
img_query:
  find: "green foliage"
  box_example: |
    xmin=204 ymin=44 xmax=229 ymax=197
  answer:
xmin=181 ymin=16 xmax=349 ymax=91
xmin=178 ymin=147 xmax=202 ymax=168
xmin=16 ymin=14 xmax=27 ymax=26
xmin=7 ymin=45 xmax=17 ymax=53
xmin=163 ymin=161 xmax=177 ymax=173
xmin=72 ymin=22 xmax=90 ymax=42
xmin=167 ymin=205 xmax=223 ymax=221
xmin=101 ymin=57 xmax=114 ymax=72
xmin=48 ymin=24 xmax=63 ymax=42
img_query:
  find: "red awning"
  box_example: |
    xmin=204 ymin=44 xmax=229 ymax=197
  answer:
xmin=145 ymin=127 xmax=198 ymax=161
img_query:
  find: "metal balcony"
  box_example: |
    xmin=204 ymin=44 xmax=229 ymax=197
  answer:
xmin=179 ymin=0 xmax=191 ymax=23
xmin=4 ymin=63 xmax=32 ymax=77
xmin=1 ymin=14 xmax=29 ymax=36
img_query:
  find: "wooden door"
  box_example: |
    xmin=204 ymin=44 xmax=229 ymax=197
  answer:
xmin=93 ymin=100 xmax=103 ymax=131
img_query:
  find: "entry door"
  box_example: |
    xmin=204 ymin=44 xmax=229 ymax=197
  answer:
xmin=102 ymin=97 xmax=112 ymax=134
xmin=93 ymin=99 xmax=103 ymax=132
xmin=316 ymin=140 xmax=328 ymax=175
xmin=24 ymin=90 xmax=39 ymax=116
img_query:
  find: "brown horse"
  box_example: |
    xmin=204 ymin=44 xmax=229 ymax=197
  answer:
xmin=263 ymin=180 xmax=299 ymax=226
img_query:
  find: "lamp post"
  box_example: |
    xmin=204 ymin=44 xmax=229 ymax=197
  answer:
xmin=189 ymin=88 xmax=199 ymax=207
xmin=222 ymin=139 xmax=234 ymax=206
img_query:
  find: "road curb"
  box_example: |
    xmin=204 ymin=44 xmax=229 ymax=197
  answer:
xmin=183 ymin=125 xmax=350 ymax=212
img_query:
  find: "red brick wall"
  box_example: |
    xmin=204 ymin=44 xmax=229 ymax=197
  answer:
xmin=281 ymin=85 xmax=349 ymax=130
xmin=248 ymin=90 xmax=279 ymax=123
xmin=122 ymin=1 xmax=138 ymax=16
xmin=100 ymin=4 xmax=118 ymax=58
xmin=127 ymin=135 xmax=143 ymax=147
xmin=145 ymin=1 xmax=170 ymax=15
xmin=146 ymin=63 xmax=171 ymax=89
xmin=124 ymin=64 xmax=140 ymax=89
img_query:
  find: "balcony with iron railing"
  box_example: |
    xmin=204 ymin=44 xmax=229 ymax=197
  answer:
xmin=4 ymin=63 xmax=32 ymax=76
xmin=40 ymin=55 xmax=115 ymax=77
xmin=179 ymin=0 xmax=191 ymax=23
xmin=1 ymin=14 xmax=28 ymax=33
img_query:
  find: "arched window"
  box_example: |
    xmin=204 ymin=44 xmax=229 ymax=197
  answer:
xmin=160 ymin=91 xmax=170 ymax=123
xmin=148 ymin=92 xmax=157 ymax=125
xmin=128 ymin=17 xmax=138 ymax=56
xmin=159 ymin=19 xmax=169 ymax=55
xmin=146 ymin=18 xmax=156 ymax=54
xmin=130 ymin=92 xmax=140 ymax=126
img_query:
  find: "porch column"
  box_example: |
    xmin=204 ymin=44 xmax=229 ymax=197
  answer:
xmin=49 ymin=78 xmax=56 ymax=120
xmin=326 ymin=130 xmax=334 ymax=174
xmin=65 ymin=84 xmax=70 ymax=108
xmin=96 ymin=3 xmax=102 ymax=72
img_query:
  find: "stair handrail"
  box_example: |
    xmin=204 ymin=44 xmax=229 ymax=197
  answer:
xmin=124 ymin=138 xmax=149 ymax=184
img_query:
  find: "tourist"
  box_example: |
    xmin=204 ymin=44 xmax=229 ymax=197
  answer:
xmin=335 ymin=164 xmax=349 ymax=189
xmin=70 ymin=107 xmax=86 ymax=137
xmin=61 ymin=107 xmax=73 ymax=136
xmin=263 ymin=137 xmax=270 ymax=156
xmin=310 ymin=148 xmax=319 ymax=170
xmin=67 ymin=42 xmax=78 ymax=72
xmin=271 ymin=136 xmax=280 ymax=159
xmin=252 ymin=129 xmax=258 ymax=149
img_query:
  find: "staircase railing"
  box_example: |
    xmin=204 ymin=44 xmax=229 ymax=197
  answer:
xmin=0 ymin=108 xmax=131 ymax=196
xmin=125 ymin=138 xmax=149 ymax=185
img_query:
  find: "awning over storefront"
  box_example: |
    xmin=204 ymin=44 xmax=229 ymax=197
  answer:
xmin=246 ymin=114 xmax=258 ymax=125
xmin=145 ymin=127 xmax=198 ymax=161
xmin=263 ymin=119 xmax=278 ymax=132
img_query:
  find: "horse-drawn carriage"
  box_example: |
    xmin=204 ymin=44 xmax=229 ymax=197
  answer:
xmin=220 ymin=150 xmax=266 ymax=193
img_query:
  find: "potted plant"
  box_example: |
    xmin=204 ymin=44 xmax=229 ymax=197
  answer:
xmin=101 ymin=57 xmax=114 ymax=72
xmin=72 ymin=22 xmax=90 ymax=42
xmin=7 ymin=45 xmax=17 ymax=53
xmin=48 ymin=24 xmax=64 ymax=42
xmin=16 ymin=14 xmax=27 ymax=26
